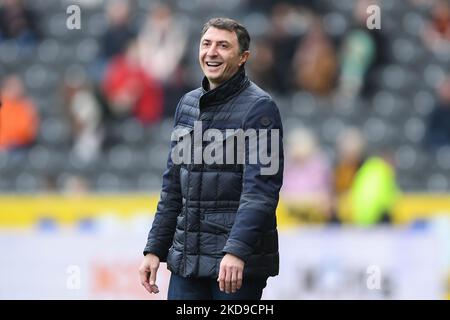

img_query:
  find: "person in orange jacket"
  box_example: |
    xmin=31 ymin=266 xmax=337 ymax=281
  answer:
xmin=0 ymin=74 xmax=39 ymax=151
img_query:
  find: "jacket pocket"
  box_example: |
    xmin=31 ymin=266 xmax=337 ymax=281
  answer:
xmin=202 ymin=220 xmax=231 ymax=233
xmin=201 ymin=209 xmax=237 ymax=234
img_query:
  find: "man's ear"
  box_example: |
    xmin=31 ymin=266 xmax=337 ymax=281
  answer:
xmin=239 ymin=51 xmax=250 ymax=66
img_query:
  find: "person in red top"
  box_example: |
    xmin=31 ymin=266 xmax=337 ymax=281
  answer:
xmin=0 ymin=74 xmax=39 ymax=151
xmin=422 ymin=0 xmax=450 ymax=54
xmin=102 ymin=39 xmax=164 ymax=125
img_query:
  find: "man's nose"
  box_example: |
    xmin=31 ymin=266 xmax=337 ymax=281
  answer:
xmin=206 ymin=44 xmax=218 ymax=56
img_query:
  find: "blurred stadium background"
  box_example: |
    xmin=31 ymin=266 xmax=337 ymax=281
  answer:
xmin=0 ymin=0 xmax=449 ymax=299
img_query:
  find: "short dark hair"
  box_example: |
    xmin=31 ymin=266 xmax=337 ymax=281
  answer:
xmin=201 ymin=17 xmax=250 ymax=54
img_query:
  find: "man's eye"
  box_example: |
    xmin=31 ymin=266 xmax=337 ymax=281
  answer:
xmin=220 ymin=44 xmax=228 ymax=48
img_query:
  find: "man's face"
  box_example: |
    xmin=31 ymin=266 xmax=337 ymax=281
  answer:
xmin=199 ymin=27 xmax=249 ymax=89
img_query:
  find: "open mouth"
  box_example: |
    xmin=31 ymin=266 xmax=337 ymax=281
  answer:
xmin=205 ymin=61 xmax=223 ymax=68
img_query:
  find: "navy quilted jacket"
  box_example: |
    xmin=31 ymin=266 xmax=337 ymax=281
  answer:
xmin=143 ymin=67 xmax=284 ymax=278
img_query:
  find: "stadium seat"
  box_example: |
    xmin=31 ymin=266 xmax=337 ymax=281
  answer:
xmin=436 ymin=146 xmax=450 ymax=171
xmin=87 ymin=13 xmax=108 ymax=37
xmin=413 ymin=90 xmax=435 ymax=116
xmin=402 ymin=12 xmax=425 ymax=38
xmin=37 ymin=39 xmax=60 ymax=64
xmin=392 ymin=38 xmax=418 ymax=64
xmin=14 ymin=172 xmax=41 ymax=192
xmin=38 ymin=117 xmax=71 ymax=146
xmin=427 ymin=173 xmax=449 ymax=192
xmin=106 ymin=145 xmax=136 ymax=171
xmin=94 ymin=172 xmax=121 ymax=191
xmin=322 ymin=12 xmax=348 ymax=37
xmin=394 ymin=145 xmax=418 ymax=171
xmin=136 ymin=171 xmax=163 ymax=191
xmin=363 ymin=117 xmax=387 ymax=143
xmin=76 ymin=38 xmax=99 ymax=63
xmin=403 ymin=117 xmax=426 ymax=144
xmin=423 ymin=64 xmax=446 ymax=89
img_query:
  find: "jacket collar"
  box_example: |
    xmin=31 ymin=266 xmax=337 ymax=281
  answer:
xmin=200 ymin=66 xmax=249 ymax=108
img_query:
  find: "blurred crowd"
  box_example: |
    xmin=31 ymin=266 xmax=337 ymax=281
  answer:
xmin=0 ymin=0 xmax=449 ymax=225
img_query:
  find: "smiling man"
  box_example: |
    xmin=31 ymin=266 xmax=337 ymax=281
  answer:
xmin=199 ymin=24 xmax=249 ymax=89
xmin=139 ymin=17 xmax=284 ymax=300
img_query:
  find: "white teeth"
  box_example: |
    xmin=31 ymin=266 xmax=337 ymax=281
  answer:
xmin=206 ymin=62 xmax=222 ymax=67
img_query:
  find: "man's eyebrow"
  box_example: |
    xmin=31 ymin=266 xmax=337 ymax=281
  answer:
xmin=201 ymin=39 xmax=231 ymax=45
xmin=217 ymin=40 xmax=231 ymax=45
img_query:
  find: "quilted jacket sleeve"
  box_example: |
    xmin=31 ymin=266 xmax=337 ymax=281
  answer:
xmin=222 ymin=97 xmax=284 ymax=262
xmin=143 ymin=97 xmax=184 ymax=261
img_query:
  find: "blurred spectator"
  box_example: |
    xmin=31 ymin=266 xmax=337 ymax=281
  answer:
xmin=292 ymin=17 xmax=337 ymax=96
xmin=62 ymin=174 xmax=91 ymax=195
xmin=137 ymin=3 xmax=187 ymax=84
xmin=333 ymin=127 xmax=366 ymax=223
xmin=64 ymin=81 xmax=104 ymax=164
xmin=137 ymin=3 xmax=190 ymax=118
xmin=245 ymin=0 xmax=319 ymax=14
xmin=408 ymin=0 xmax=435 ymax=8
xmin=281 ymin=128 xmax=333 ymax=222
xmin=102 ymin=39 xmax=164 ymax=125
xmin=247 ymin=38 xmax=277 ymax=92
xmin=91 ymin=0 xmax=136 ymax=81
xmin=336 ymin=0 xmax=384 ymax=100
xmin=425 ymin=76 xmax=450 ymax=149
xmin=0 ymin=74 xmax=39 ymax=152
xmin=244 ymin=0 xmax=278 ymax=14
xmin=348 ymin=151 xmax=400 ymax=226
xmin=422 ymin=0 xmax=450 ymax=54
xmin=267 ymin=3 xmax=311 ymax=93
xmin=100 ymin=0 xmax=135 ymax=60
xmin=334 ymin=127 xmax=366 ymax=196
xmin=0 ymin=0 xmax=40 ymax=49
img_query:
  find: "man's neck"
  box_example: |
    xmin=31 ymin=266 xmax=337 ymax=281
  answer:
xmin=208 ymin=81 xmax=220 ymax=91
xmin=202 ymin=67 xmax=245 ymax=93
